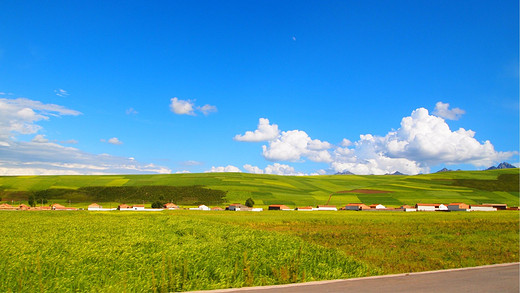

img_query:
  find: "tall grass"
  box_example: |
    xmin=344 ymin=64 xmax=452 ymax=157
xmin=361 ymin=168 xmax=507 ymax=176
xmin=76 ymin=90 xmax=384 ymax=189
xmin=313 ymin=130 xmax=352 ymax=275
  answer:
xmin=0 ymin=212 xmax=370 ymax=292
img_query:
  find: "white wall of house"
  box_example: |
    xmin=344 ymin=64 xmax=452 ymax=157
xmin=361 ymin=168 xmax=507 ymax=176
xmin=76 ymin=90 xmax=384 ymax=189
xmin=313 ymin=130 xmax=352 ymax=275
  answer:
xmin=315 ymin=207 xmax=337 ymax=211
xmin=416 ymin=205 xmax=436 ymax=211
xmin=374 ymin=204 xmax=386 ymax=209
xmin=470 ymin=206 xmax=497 ymax=212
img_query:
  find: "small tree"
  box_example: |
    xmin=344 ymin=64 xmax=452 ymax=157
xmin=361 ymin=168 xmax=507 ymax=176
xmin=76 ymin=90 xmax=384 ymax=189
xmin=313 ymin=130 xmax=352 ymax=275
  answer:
xmin=28 ymin=195 xmax=36 ymax=207
xmin=245 ymin=197 xmax=255 ymax=207
xmin=151 ymin=201 xmax=164 ymax=209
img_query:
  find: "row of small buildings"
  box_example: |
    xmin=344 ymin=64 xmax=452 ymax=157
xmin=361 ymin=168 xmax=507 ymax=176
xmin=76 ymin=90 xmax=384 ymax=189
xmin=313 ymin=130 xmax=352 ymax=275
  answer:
xmin=1 ymin=202 xmax=515 ymax=212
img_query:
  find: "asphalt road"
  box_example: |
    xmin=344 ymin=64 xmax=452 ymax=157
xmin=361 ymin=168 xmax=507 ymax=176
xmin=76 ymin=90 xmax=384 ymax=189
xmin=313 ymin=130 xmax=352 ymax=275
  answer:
xmin=190 ymin=263 xmax=519 ymax=293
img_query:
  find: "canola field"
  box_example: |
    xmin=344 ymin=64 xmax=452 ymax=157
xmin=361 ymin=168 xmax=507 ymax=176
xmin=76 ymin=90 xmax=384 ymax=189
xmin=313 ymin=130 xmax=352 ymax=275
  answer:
xmin=0 ymin=210 xmax=518 ymax=292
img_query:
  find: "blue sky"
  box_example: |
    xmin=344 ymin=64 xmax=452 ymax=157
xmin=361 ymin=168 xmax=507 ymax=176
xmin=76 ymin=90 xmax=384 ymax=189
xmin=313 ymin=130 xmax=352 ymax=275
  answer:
xmin=0 ymin=0 xmax=518 ymax=175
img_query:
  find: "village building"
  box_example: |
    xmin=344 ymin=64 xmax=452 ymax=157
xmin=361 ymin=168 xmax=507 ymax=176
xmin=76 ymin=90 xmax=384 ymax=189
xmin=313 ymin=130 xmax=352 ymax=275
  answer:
xmin=437 ymin=204 xmax=448 ymax=211
xmin=415 ymin=203 xmax=438 ymax=211
xmin=481 ymin=203 xmax=507 ymax=210
xmin=0 ymin=203 xmax=15 ymax=210
xmin=189 ymin=205 xmax=211 ymax=211
xmin=344 ymin=203 xmax=371 ymax=211
xmin=315 ymin=205 xmax=337 ymax=211
xmin=211 ymin=207 xmax=224 ymax=211
xmin=448 ymin=203 xmax=470 ymax=211
xmin=296 ymin=206 xmax=314 ymax=211
xmin=399 ymin=205 xmax=417 ymax=212
xmin=369 ymin=204 xmax=386 ymax=210
xmin=227 ymin=204 xmax=252 ymax=211
xmin=268 ymin=204 xmax=292 ymax=211
xmin=469 ymin=205 xmax=497 ymax=212
xmin=88 ymin=203 xmax=116 ymax=211
xmin=118 ymin=204 xmax=133 ymax=211
xmin=51 ymin=203 xmax=78 ymax=211
xmin=163 ymin=203 xmax=179 ymax=210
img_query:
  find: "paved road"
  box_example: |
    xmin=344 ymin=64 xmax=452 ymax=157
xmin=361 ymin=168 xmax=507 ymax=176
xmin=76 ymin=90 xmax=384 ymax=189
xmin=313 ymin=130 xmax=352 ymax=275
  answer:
xmin=191 ymin=263 xmax=519 ymax=293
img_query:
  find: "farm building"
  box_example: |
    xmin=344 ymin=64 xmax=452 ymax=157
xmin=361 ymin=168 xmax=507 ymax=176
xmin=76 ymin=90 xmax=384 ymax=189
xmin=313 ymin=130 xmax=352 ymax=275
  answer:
xmin=190 ymin=205 xmax=211 ymax=211
xmin=268 ymin=204 xmax=292 ymax=211
xmin=399 ymin=205 xmax=417 ymax=212
xmin=211 ymin=207 xmax=223 ymax=211
xmin=118 ymin=204 xmax=133 ymax=211
xmin=369 ymin=204 xmax=386 ymax=209
xmin=52 ymin=204 xmax=77 ymax=211
xmin=437 ymin=204 xmax=448 ymax=211
xmin=415 ymin=203 xmax=438 ymax=211
xmin=315 ymin=205 xmax=337 ymax=211
xmin=132 ymin=205 xmax=145 ymax=211
xmin=448 ymin=203 xmax=470 ymax=211
xmin=18 ymin=204 xmax=30 ymax=210
xmin=163 ymin=203 xmax=179 ymax=210
xmin=344 ymin=203 xmax=371 ymax=211
xmin=481 ymin=203 xmax=507 ymax=210
xmin=227 ymin=204 xmax=252 ymax=211
xmin=296 ymin=206 xmax=314 ymax=211
xmin=469 ymin=205 xmax=497 ymax=212
xmin=88 ymin=203 xmax=116 ymax=211
xmin=0 ymin=203 xmax=15 ymax=210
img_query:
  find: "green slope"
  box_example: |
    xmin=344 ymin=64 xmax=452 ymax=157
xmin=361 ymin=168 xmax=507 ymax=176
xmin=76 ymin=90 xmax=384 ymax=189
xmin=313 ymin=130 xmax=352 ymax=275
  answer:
xmin=0 ymin=169 xmax=518 ymax=207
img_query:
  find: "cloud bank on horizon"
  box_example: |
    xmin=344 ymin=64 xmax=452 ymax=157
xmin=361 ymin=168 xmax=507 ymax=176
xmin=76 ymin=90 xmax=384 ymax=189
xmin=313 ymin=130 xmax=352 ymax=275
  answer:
xmin=0 ymin=95 xmax=515 ymax=176
xmin=231 ymin=103 xmax=516 ymax=175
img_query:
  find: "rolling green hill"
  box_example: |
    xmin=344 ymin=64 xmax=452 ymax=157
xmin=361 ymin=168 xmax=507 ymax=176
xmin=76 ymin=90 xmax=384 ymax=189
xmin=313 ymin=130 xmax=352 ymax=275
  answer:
xmin=0 ymin=169 xmax=518 ymax=207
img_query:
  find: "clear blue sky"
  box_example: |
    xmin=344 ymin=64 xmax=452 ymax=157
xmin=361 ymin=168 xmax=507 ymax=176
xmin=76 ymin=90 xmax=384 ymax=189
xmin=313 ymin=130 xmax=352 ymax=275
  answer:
xmin=0 ymin=0 xmax=518 ymax=175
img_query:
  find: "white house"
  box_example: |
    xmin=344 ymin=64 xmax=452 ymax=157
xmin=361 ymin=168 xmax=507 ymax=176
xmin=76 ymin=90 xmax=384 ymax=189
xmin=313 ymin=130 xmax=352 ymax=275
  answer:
xmin=370 ymin=204 xmax=386 ymax=210
xmin=315 ymin=205 xmax=337 ymax=211
xmin=437 ymin=204 xmax=448 ymax=211
xmin=469 ymin=205 xmax=497 ymax=212
xmin=88 ymin=203 xmax=116 ymax=211
xmin=415 ymin=203 xmax=437 ymax=211
xmin=189 ymin=205 xmax=211 ymax=211
xmin=132 ymin=205 xmax=145 ymax=211
xmin=251 ymin=208 xmax=263 ymax=212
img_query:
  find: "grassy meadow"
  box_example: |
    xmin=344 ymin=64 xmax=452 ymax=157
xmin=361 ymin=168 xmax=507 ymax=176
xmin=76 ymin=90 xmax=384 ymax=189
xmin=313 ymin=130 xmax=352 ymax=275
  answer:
xmin=0 ymin=211 xmax=518 ymax=292
xmin=0 ymin=169 xmax=518 ymax=208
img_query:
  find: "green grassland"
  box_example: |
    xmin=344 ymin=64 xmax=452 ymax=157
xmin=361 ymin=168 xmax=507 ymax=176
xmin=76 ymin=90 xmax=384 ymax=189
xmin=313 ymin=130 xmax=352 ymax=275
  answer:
xmin=0 ymin=211 xmax=517 ymax=292
xmin=0 ymin=169 xmax=518 ymax=207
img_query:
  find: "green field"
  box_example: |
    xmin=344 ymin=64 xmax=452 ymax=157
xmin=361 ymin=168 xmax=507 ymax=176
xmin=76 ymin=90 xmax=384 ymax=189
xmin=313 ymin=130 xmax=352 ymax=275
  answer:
xmin=0 ymin=169 xmax=518 ymax=208
xmin=0 ymin=211 xmax=517 ymax=292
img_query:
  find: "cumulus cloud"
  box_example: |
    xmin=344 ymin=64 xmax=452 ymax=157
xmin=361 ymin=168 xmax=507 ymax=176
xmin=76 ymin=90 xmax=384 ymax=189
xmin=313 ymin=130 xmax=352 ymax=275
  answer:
xmin=234 ymin=118 xmax=280 ymax=142
xmin=205 ymin=165 xmax=242 ymax=173
xmin=169 ymin=97 xmax=217 ymax=116
xmin=433 ymin=102 xmax=465 ymax=120
xmin=262 ymin=130 xmax=332 ymax=163
xmin=107 ymin=137 xmax=123 ymax=145
xmin=243 ymin=163 xmax=306 ymax=176
xmin=331 ymin=107 xmax=515 ymax=174
xmin=0 ymin=96 xmax=171 ymax=175
xmin=236 ymin=107 xmax=514 ymax=175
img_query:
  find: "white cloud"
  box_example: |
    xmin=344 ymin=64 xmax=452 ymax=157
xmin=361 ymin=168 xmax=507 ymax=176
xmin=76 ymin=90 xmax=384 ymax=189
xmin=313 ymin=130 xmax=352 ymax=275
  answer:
xmin=181 ymin=160 xmax=203 ymax=166
xmin=433 ymin=102 xmax=465 ymax=120
xmin=0 ymin=98 xmax=81 ymax=143
xmin=243 ymin=163 xmax=306 ymax=176
xmin=169 ymin=97 xmax=217 ymax=116
xmin=198 ymin=104 xmax=217 ymax=115
xmin=176 ymin=170 xmax=191 ymax=174
xmin=262 ymin=130 xmax=332 ymax=163
xmin=205 ymin=165 xmax=242 ymax=173
xmin=243 ymin=164 xmax=264 ymax=174
xmin=107 ymin=137 xmax=123 ymax=145
xmin=234 ymin=118 xmax=280 ymax=142
xmin=330 ymin=107 xmax=515 ymax=174
xmin=54 ymin=89 xmax=69 ymax=97
xmin=31 ymin=134 xmax=49 ymax=143
xmin=0 ymin=96 xmax=171 ymax=175
xmin=126 ymin=108 xmax=138 ymax=115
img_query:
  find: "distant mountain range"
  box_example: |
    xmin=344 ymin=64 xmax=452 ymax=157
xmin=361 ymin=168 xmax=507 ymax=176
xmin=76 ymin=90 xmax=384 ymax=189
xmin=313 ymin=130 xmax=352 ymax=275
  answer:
xmin=337 ymin=162 xmax=517 ymax=176
xmin=486 ymin=162 xmax=516 ymax=170
xmin=334 ymin=170 xmax=355 ymax=175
